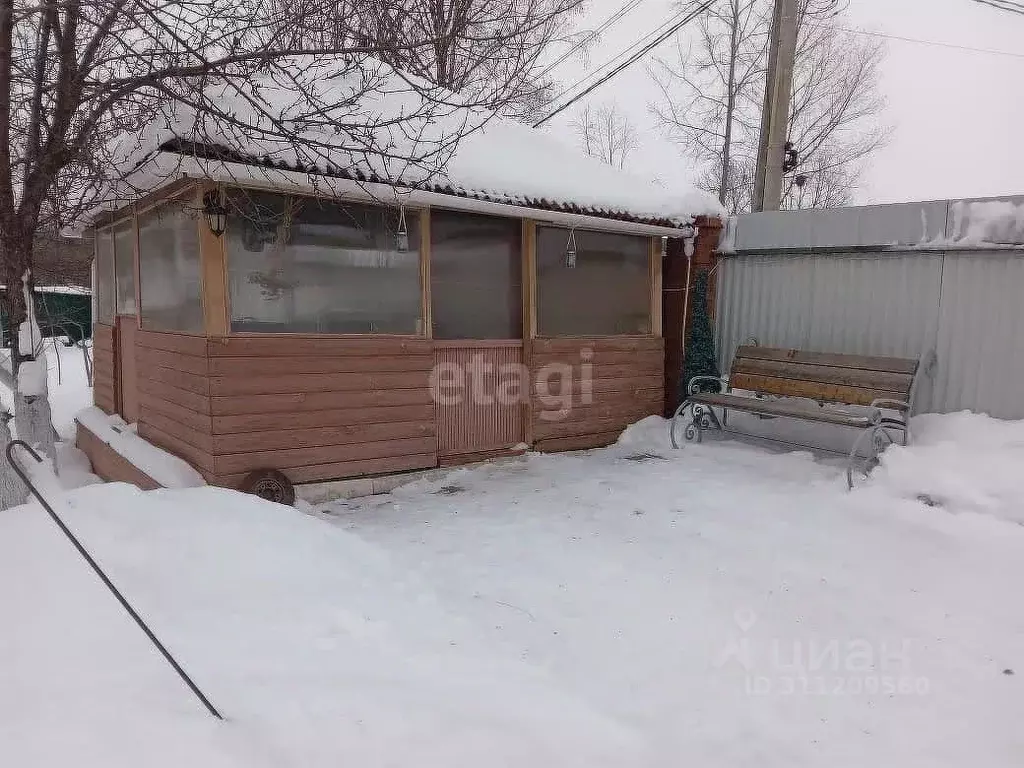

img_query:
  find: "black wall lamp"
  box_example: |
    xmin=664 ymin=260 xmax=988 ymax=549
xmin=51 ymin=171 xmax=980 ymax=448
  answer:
xmin=202 ymin=190 xmax=228 ymax=237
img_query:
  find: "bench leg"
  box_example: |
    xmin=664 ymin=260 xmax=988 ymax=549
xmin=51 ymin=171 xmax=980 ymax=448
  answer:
xmin=670 ymin=400 xmax=722 ymax=449
xmin=847 ymin=425 xmax=895 ymax=490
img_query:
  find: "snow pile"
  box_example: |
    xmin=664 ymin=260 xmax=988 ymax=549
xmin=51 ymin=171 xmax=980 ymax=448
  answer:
xmin=446 ymin=118 xmax=720 ymax=221
xmin=949 ymin=199 xmax=1024 ymax=245
xmin=3 ymin=409 xmax=1023 ymax=767
xmin=864 ymin=411 xmax=1024 ymax=523
xmin=76 ymin=406 xmax=205 ymax=489
xmin=110 ymin=56 xmax=720 ymax=223
xmin=16 ymin=274 xmax=47 ymax=396
xmin=616 ymin=414 xmax=674 ymax=449
xmin=16 ymin=358 xmax=46 ymax=397
xmin=0 ymin=484 xmax=636 ymax=768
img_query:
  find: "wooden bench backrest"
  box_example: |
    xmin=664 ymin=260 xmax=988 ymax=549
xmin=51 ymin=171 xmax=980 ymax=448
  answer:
xmin=729 ymin=346 xmax=918 ymax=407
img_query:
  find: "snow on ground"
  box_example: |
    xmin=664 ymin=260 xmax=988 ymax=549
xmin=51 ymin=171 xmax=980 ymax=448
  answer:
xmin=2 ymin=408 xmax=1023 ymax=767
xmin=41 ymin=337 xmax=92 ymax=440
xmin=0 ymin=336 xmax=91 ymax=439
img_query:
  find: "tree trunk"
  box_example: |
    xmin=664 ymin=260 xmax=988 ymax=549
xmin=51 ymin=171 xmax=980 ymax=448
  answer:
xmin=719 ymin=4 xmax=741 ymax=206
xmin=0 ymin=413 xmax=23 ymax=508
xmin=0 ymin=256 xmax=56 ymax=509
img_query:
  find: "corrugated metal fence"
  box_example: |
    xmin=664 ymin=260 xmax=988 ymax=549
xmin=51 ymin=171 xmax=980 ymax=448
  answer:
xmin=715 ymin=197 xmax=1024 ymax=418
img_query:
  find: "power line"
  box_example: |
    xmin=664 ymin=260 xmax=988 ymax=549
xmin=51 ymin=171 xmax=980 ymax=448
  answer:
xmin=969 ymin=0 xmax=1024 ymax=16
xmin=542 ymin=5 xmax=699 ymax=114
xmin=832 ymin=23 xmax=1024 ymax=60
xmin=534 ymin=1 xmax=716 ymax=127
xmin=534 ymin=0 xmax=650 ymax=82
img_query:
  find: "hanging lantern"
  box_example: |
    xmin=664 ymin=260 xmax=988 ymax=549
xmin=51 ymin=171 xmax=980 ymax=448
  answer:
xmin=201 ymin=190 xmax=228 ymax=237
xmin=565 ymin=227 xmax=577 ymax=268
xmin=396 ymin=204 xmax=409 ymax=252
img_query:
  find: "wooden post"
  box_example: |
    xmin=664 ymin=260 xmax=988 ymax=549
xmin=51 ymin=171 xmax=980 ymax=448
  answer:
xmin=650 ymin=236 xmax=663 ymax=337
xmin=522 ymin=219 xmax=537 ymax=339
xmin=521 ymin=218 xmax=537 ymax=446
xmin=419 ymin=207 xmax=432 ymax=337
xmin=198 ymin=186 xmax=229 ymax=336
xmin=132 ymin=206 xmax=142 ymax=328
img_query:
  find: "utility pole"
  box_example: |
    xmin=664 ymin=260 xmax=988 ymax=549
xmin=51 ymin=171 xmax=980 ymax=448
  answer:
xmin=752 ymin=0 xmax=799 ymax=211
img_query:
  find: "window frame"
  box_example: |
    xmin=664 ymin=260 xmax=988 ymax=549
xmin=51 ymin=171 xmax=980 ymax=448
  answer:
xmin=533 ymin=224 xmax=658 ymax=339
xmin=137 ymin=200 xmax=205 ymax=334
xmin=427 ymin=207 xmax=524 ymax=341
xmin=221 ymin=189 xmax=430 ymax=338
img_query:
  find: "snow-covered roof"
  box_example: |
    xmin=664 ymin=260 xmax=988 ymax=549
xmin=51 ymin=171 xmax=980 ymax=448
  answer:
xmin=112 ymin=57 xmax=721 ymax=229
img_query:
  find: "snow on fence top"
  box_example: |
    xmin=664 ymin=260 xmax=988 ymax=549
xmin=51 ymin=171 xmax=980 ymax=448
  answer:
xmin=108 ymin=56 xmax=720 ymax=227
xmin=722 ymin=195 xmax=1024 ymax=253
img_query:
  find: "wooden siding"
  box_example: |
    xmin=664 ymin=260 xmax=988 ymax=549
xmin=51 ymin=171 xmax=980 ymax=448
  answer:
xmin=205 ymin=335 xmax=437 ymax=485
xmin=433 ymin=341 xmax=525 ymax=460
xmin=134 ymin=330 xmax=216 ymax=478
xmin=76 ymin=420 xmax=161 ymax=490
xmin=529 ymin=336 xmax=664 ymax=452
xmin=92 ymin=323 xmax=116 ymax=413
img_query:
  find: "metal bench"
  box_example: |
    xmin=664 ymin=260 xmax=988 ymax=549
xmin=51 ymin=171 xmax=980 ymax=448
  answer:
xmin=670 ymin=345 xmax=929 ymax=488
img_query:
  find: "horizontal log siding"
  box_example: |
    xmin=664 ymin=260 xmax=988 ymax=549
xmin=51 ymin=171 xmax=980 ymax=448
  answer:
xmin=206 ymin=335 xmax=437 ymax=484
xmin=76 ymin=420 xmax=161 ymax=490
xmin=92 ymin=324 xmax=116 ymax=413
xmin=529 ymin=337 xmax=664 ymax=452
xmin=134 ymin=330 xmax=216 ymax=477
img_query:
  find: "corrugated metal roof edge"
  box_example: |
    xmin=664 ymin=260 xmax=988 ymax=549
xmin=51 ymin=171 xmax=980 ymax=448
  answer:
xmin=158 ymin=138 xmax=694 ymax=230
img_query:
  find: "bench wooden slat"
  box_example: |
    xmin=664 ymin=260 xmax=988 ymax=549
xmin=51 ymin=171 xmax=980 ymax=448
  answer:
xmin=731 ymin=357 xmax=914 ymax=397
xmin=735 ymin=346 xmax=919 ymax=375
xmin=691 ymin=392 xmax=875 ymax=427
xmin=730 ymin=373 xmax=903 ymax=407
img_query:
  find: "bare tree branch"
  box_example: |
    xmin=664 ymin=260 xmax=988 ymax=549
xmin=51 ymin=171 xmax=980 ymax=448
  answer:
xmin=647 ymin=0 xmax=890 ymax=212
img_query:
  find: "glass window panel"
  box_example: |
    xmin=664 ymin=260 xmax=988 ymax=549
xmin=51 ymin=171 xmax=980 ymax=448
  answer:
xmin=226 ymin=192 xmax=422 ymax=334
xmin=113 ymin=222 xmax=137 ymax=315
xmin=139 ymin=205 xmax=203 ymax=333
xmin=536 ymin=226 xmax=651 ymax=336
xmin=95 ymin=229 xmax=115 ymax=324
xmin=430 ymin=210 xmax=522 ymax=340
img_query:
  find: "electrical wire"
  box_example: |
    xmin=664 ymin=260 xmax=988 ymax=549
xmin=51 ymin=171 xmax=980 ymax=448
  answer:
xmin=830 ymin=23 xmax=1024 ymax=60
xmin=540 ymin=5 xmax=700 ymax=116
xmin=534 ymin=0 xmax=650 ymax=82
xmin=969 ymin=0 xmax=1024 ymax=16
xmin=534 ymin=0 xmax=716 ymax=127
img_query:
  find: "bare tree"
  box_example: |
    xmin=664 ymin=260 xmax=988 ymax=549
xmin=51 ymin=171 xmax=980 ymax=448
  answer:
xmin=267 ymin=0 xmax=588 ymax=120
xmin=0 ymin=0 xmax=502 ymax=506
xmin=649 ymin=0 xmax=889 ymax=212
xmin=570 ymin=102 xmax=638 ymax=169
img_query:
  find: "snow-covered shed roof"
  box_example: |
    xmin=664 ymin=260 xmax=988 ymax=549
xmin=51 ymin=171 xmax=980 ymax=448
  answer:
xmin=113 ymin=57 xmax=721 ymax=231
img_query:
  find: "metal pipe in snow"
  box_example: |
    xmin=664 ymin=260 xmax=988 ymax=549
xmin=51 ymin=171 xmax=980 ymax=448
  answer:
xmin=4 ymin=440 xmax=224 ymax=720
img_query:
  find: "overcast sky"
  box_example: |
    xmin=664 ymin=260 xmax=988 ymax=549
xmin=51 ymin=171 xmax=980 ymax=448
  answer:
xmin=541 ymin=0 xmax=1024 ymax=205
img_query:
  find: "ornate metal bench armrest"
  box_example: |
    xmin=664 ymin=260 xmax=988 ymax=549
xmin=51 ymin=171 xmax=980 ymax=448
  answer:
xmin=687 ymin=375 xmax=728 ymax=395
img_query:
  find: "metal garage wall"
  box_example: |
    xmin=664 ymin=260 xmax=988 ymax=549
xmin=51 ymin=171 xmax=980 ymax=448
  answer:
xmin=716 ymin=252 xmax=943 ymax=411
xmin=714 ymin=197 xmax=1024 ymax=418
xmin=930 ymin=251 xmax=1024 ymax=416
